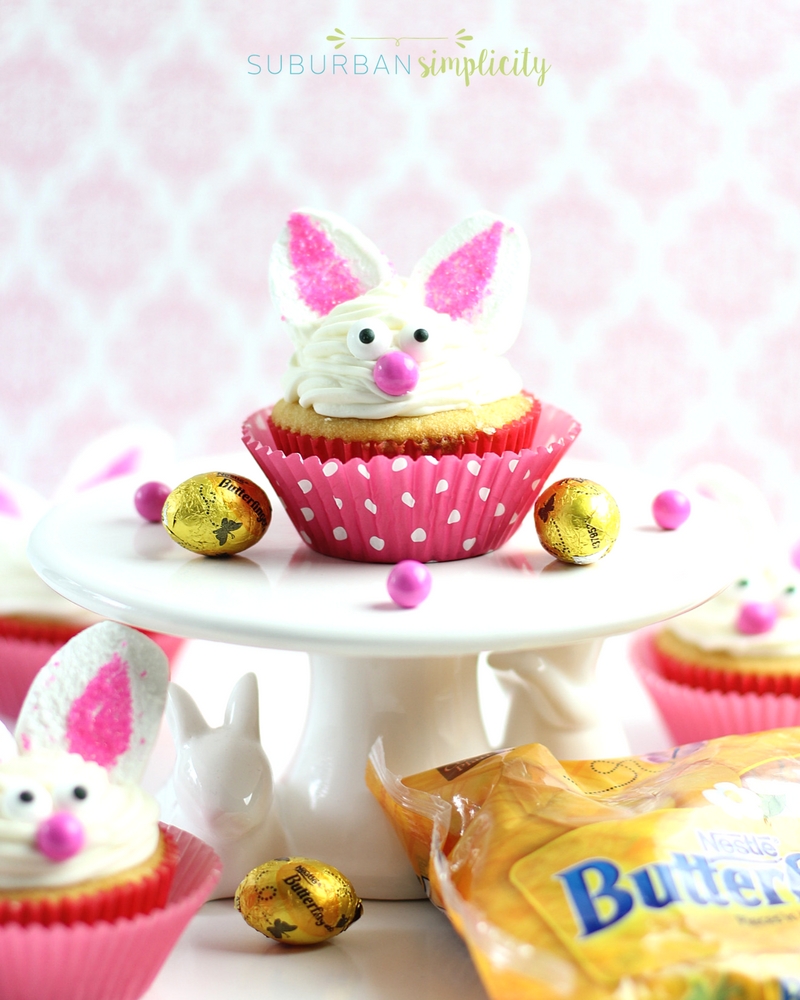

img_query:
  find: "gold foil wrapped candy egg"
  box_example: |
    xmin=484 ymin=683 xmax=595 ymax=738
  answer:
xmin=162 ymin=472 xmax=271 ymax=556
xmin=534 ymin=478 xmax=620 ymax=565
xmin=235 ymin=857 xmax=363 ymax=945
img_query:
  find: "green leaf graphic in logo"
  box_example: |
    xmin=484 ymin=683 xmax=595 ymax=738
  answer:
xmin=758 ymin=792 xmax=787 ymax=818
xmin=682 ymin=975 xmax=746 ymax=1000
xmin=213 ymin=518 xmax=243 ymax=546
xmin=455 ymin=28 xmax=473 ymax=48
xmin=326 ymin=27 xmax=346 ymax=48
xmin=266 ymin=918 xmax=298 ymax=939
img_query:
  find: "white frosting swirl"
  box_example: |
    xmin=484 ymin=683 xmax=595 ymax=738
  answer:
xmin=670 ymin=565 xmax=800 ymax=657
xmin=0 ymin=753 xmax=160 ymax=890
xmin=282 ymin=278 xmax=523 ymax=419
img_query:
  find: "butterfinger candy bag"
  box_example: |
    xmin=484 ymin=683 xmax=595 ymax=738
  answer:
xmin=367 ymin=731 xmax=800 ymax=1000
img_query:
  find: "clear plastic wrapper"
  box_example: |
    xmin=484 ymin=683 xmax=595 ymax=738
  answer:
xmin=368 ymin=730 xmax=800 ymax=999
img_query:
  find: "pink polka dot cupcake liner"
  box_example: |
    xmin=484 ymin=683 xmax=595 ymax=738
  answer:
xmin=0 ymin=825 xmax=220 ymax=1000
xmin=631 ymin=629 xmax=800 ymax=744
xmin=243 ymin=401 xmax=580 ymax=563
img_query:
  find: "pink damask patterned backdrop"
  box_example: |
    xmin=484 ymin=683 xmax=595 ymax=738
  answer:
xmin=2 ymin=1 xmax=799 ymax=527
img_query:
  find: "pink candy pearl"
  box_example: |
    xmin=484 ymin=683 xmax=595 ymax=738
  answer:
xmin=737 ymin=601 xmax=778 ymax=636
xmin=387 ymin=560 xmax=432 ymax=608
xmin=736 ymin=601 xmax=778 ymax=635
xmin=652 ymin=490 xmax=691 ymax=530
xmin=374 ymin=351 xmax=420 ymax=397
xmin=135 ymin=481 xmax=171 ymax=522
xmin=36 ymin=811 xmax=85 ymax=861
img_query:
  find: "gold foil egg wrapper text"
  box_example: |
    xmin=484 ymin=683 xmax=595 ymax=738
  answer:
xmin=162 ymin=472 xmax=272 ymax=556
xmin=235 ymin=857 xmax=363 ymax=945
xmin=534 ymin=478 xmax=620 ymax=565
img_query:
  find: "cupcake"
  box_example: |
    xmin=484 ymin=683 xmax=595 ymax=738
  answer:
xmin=0 ymin=623 xmax=220 ymax=1000
xmin=0 ymin=427 xmax=184 ymax=720
xmin=0 ymin=622 xmax=179 ymax=927
xmin=633 ymin=466 xmax=800 ymax=742
xmin=244 ymin=209 xmax=579 ymax=562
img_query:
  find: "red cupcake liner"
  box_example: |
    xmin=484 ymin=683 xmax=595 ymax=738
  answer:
xmin=632 ymin=629 xmax=800 ymax=744
xmin=0 ymin=825 xmax=220 ymax=1000
xmin=653 ymin=639 xmax=800 ymax=696
xmin=267 ymin=394 xmax=542 ymax=461
xmin=243 ymin=400 xmax=580 ymax=564
xmin=0 ymin=830 xmax=178 ymax=928
xmin=0 ymin=620 xmax=185 ymax=721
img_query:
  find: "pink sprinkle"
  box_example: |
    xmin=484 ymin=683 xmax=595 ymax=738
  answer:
xmin=0 ymin=487 xmax=21 ymax=518
xmin=77 ymin=447 xmax=143 ymax=492
xmin=20 ymin=734 xmax=31 ymax=751
xmin=425 ymin=221 xmax=504 ymax=321
xmin=65 ymin=654 xmax=133 ymax=769
xmin=287 ymin=212 xmax=365 ymax=316
xmin=140 ymin=670 xmax=147 ymax=677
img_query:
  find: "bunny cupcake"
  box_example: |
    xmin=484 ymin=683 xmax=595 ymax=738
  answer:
xmin=0 ymin=621 xmax=177 ymax=926
xmin=0 ymin=427 xmax=184 ymax=720
xmin=0 ymin=622 xmax=220 ymax=1000
xmin=653 ymin=561 xmax=800 ymax=697
xmin=634 ymin=466 xmax=800 ymax=742
xmin=243 ymin=209 xmax=580 ymax=562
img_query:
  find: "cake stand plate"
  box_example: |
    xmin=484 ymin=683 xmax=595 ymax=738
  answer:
xmin=28 ymin=458 xmax=741 ymax=899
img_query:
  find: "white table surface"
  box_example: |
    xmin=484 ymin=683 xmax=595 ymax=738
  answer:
xmin=140 ymin=632 xmax=672 ymax=1000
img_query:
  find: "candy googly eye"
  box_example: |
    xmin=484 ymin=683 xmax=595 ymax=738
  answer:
xmin=779 ymin=583 xmax=800 ymax=617
xmin=346 ymin=318 xmax=393 ymax=360
xmin=0 ymin=781 xmax=52 ymax=822
xmin=398 ymin=323 xmax=439 ymax=362
xmin=53 ymin=768 xmax=109 ymax=812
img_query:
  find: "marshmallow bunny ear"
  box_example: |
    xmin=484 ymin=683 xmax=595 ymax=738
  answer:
xmin=0 ymin=473 xmax=47 ymax=524
xmin=53 ymin=425 xmax=175 ymax=502
xmin=16 ymin=622 xmax=169 ymax=784
xmin=408 ymin=212 xmax=530 ymax=354
xmin=0 ymin=721 xmax=17 ymax=763
xmin=269 ymin=208 xmax=393 ymax=342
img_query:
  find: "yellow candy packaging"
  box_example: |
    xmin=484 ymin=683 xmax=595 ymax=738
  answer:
xmin=367 ymin=731 xmax=800 ymax=1000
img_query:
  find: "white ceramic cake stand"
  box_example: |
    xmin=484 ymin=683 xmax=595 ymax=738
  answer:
xmin=28 ymin=459 xmax=741 ymax=899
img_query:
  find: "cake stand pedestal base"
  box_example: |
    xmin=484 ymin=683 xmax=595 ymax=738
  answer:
xmin=278 ymin=652 xmax=489 ymax=899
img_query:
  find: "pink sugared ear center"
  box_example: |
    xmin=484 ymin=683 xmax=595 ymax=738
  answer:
xmin=77 ymin=446 xmax=143 ymax=492
xmin=287 ymin=212 xmax=365 ymax=316
xmin=65 ymin=653 xmax=133 ymax=769
xmin=0 ymin=486 xmax=21 ymax=518
xmin=424 ymin=220 xmax=504 ymax=321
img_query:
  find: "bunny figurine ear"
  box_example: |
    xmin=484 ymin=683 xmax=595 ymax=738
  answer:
xmin=408 ymin=212 xmax=531 ymax=355
xmin=16 ymin=622 xmax=169 ymax=784
xmin=269 ymin=208 xmax=393 ymax=343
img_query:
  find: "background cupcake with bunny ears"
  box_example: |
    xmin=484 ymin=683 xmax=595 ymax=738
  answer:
xmin=244 ymin=208 xmax=579 ymax=563
xmin=634 ymin=465 xmax=800 ymax=742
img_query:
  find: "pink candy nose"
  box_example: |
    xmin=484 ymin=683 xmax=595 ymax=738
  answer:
xmin=736 ymin=601 xmax=778 ymax=636
xmin=373 ymin=351 xmax=419 ymax=396
xmin=36 ymin=811 xmax=85 ymax=861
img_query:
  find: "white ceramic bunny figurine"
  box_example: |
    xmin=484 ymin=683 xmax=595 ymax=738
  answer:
xmin=162 ymin=673 xmax=285 ymax=899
